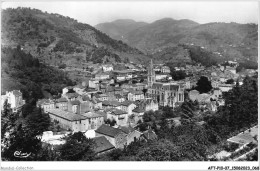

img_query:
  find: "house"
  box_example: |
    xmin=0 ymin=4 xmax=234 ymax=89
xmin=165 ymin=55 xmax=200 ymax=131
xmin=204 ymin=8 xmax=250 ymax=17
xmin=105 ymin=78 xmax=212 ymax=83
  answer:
xmin=80 ymin=111 xmax=105 ymax=130
xmin=93 ymin=136 xmax=115 ymax=155
xmin=1 ymin=90 xmax=25 ymax=112
xmin=56 ymin=97 xmax=68 ymax=111
xmin=102 ymin=64 xmax=113 ymax=72
xmin=115 ymin=94 xmax=125 ymax=102
xmin=135 ymin=99 xmax=159 ymax=112
xmin=120 ymin=100 xmax=137 ymax=116
xmin=63 ymin=92 xmax=80 ymax=101
xmin=73 ymin=84 xmax=86 ymax=95
xmin=37 ymin=99 xmax=55 ymax=113
xmin=211 ymin=80 xmax=220 ymax=88
xmin=118 ymin=126 xmax=142 ymax=145
xmin=106 ymin=108 xmax=128 ymax=126
xmin=140 ymin=129 xmax=157 ymax=141
xmin=88 ymin=79 xmax=99 ymax=89
xmin=219 ymin=84 xmax=234 ymax=92
xmin=68 ymin=100 xmax=81 ymax=114
xmin=132 ymin=107 xmax=145 ymax=122
xmin=102 ymin=100 xmax=121 ymax=109
xmin=48 ymin=109 xmax=89 ymax=132
xmin=95 ymin=72 xmax=110 ymax=80
xmin=96 ymin=94 xmax=108 ymax=101
xmin=62 ymin=86 xmax=74 ymax=95
xmin=155 ymin=74 xmax=168 ymax=80
xmin=135 ymin=83 xmax=147 ymax=90
xmin=166 ymin=117 xmax=181 ymax=128
xmin=160 ymin=66 xmax=170 ymax=73
xmin=211 ymin=88 xmax=222 ymax=99
xmin=127 ymin=90 xmax=144 ymax=101
xmin=95 ymin=124 xmax=127 ymax=148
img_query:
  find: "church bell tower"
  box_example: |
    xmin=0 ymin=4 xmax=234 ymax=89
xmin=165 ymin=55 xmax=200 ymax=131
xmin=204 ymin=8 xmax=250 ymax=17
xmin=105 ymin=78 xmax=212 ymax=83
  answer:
xmin=148 ymin=59 xmax=155 ymax=88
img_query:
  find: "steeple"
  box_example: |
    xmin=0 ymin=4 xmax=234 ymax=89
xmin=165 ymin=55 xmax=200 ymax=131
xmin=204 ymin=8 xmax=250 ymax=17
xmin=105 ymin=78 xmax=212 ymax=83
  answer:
xmin=148 ymin=59 xmax=155 ymax=88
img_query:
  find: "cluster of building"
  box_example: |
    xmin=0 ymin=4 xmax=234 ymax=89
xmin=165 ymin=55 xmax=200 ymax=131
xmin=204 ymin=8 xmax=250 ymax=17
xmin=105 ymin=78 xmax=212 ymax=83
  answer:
xmin=3 ymin=57 xmax=253 ymax=155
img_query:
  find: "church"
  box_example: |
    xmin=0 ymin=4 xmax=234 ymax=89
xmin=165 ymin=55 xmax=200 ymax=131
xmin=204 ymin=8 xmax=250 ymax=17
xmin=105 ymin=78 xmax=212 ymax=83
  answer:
xmin=147 ymin=60 xmax=184 ymax=108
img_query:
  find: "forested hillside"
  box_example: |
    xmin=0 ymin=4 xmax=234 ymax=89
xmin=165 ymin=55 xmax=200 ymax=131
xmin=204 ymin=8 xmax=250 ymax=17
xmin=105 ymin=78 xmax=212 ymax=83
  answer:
xmin=1 ymin=46 xmax=74 ymax=101
xmin=1 ymin=8 xmax=149 ymax=65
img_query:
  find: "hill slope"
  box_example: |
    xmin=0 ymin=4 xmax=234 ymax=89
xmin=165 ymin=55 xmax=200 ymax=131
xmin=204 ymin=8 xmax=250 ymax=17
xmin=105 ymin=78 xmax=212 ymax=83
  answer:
xmin=1 ymin=8 xmax=149 ymax=65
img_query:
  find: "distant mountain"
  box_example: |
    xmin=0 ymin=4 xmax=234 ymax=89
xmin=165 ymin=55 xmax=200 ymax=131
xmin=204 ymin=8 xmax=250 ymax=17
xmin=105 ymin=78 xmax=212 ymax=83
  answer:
xmin=1 ymin=8 xmax=149 ymax=65
xmin=97 ymin=18 xmax=257 ymax=64
xmin=95 ymin=19 xmax=148 ymax=41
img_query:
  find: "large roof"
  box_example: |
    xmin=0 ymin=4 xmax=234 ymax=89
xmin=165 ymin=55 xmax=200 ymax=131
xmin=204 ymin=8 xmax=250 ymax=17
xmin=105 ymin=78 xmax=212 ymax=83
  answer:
xmin=95 ymin=124 xmax=125 ymax=138
xmin=57 ymin=97 xmax=68 ymax=103
xmin=48 ymin=109 xmax=87 ymax=121
xmin=81 ymin=112 xmax=104 ymax=118
xmin=93 ymin=136 xmax=115 ymax=153
xmin=12 ymin=90 xmax=22 ymax=96
xmin=120 ymin=100 xmax=135 ymax=107
xmin=65 ymin=92 xmax=79 ymax=99
xmin=118 ymin=126 xmax=135 ymax=134
xmin=70 ymin=100 xmax=81 ymax=105
xmin=143 ymin=129 xmax=157 ymax=140
xmin=37 ymin=99 xmax=54 ymax=106
xmin=106 ymin=108 xmax=127 ymax=115
xmin=102 ymin=100 xmax=121 ymax=107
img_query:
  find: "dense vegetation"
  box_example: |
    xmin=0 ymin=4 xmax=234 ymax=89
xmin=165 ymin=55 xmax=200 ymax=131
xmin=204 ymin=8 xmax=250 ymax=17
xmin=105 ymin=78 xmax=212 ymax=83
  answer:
xmin=204 ymin=75 xmax=258 ymax=138
xmin=1 ymin=102 xmax=51 ymax=161
xmin=2 ymin=7 xmax=145 ymax=65
xmin=89 ymin=47 xmax=122 ymax=64
xmin=195 ymin=76 xmax=213 ymax=93
xmin=1 ymin=46 xmax=74 ymax=101
xmin=181 ymin=45 xmax=225 ymax=67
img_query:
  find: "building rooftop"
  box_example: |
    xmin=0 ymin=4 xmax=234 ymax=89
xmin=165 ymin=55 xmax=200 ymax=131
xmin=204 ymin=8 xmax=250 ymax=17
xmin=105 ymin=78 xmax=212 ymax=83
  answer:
xmin=57 ymin=97 xmax=68 ymax=103
xmin=118 ymin=126 xmax=135 ymax=134
xmin=12 ymin=90 xmax=22 ymax=96
xmin=102 ymin=100 xmax=121 ymax=107
xmin=48 ymin=109 xmax=87 ymax=121
xmin=70 ymin=100 xmax=81 ymax=105
xmin=93 ymin=136 xmax=115 ymax=153
xmin=81 ymin=112 xmax=104 ymax=118
xmin=142 ymin=129 xmax=157 ymax=140
xmin=65 ymin=92 xmax=79 ymax=99
xmin=95 ymin=124 xmax=125 ymax=138
xmin=120 ymin=100 xmax=135 ymax=107
xmin=37 ymin=99 xmax=54 ymax=106
xmin=106 ymin=108 xmax=127 ymax=115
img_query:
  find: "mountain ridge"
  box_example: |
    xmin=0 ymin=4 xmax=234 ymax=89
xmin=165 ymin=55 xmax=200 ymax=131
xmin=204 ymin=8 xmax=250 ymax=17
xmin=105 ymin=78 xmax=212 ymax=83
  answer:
xmin=96 ymin=18 xmax=257 ymax=64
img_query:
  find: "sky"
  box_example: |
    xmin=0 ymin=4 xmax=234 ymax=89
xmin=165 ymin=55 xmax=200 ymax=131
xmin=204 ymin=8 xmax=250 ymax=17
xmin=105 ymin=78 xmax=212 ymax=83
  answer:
xmin=1 ymin=1 xmax=259 ymax=26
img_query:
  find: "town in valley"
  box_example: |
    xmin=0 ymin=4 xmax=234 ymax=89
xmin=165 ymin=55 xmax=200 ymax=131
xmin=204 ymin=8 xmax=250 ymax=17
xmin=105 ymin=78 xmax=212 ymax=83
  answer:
xmin=1 ymin=3 xmax=258 ymax=162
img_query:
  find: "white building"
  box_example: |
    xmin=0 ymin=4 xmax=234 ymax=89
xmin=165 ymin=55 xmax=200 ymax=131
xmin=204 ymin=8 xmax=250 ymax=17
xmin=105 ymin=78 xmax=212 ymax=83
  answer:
xmin=102 ymin=64 xmax=113 ymax=72
xmin=1 ymin=90 xmax=25 ymax=112
xmin=127 ymin=91 xmax=144 ymax=101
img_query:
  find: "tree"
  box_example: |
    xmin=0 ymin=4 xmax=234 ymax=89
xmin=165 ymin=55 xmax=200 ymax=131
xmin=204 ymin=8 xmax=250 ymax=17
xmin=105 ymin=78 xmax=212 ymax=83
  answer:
xmin=136 ymin=139 xmax=177 ymax=161
xmin=142 ymin=88 xmax=148 ymax=96
xmin=170 ymin=70 xmax=186 ymax=81
xmin=1 ymin=100 xmax=13 ymax=139
xmin=2 ymin=106 xmax=51 ymax=161
xmin=195 ymin=76 xmax=212 ymax=93
xmin=23 ymin=108 xmax=51 ymax=137
xmin=58 ymin=132 xmax=95 ymax=161
xmin=225 ymin=79 xmax=234 ymax=84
